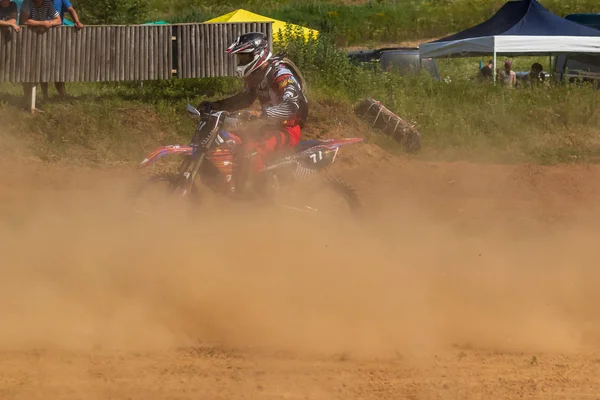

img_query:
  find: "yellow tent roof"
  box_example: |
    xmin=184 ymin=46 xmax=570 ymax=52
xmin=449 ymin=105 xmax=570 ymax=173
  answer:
xmin=205 ymin=9 xmax=319 ymax=42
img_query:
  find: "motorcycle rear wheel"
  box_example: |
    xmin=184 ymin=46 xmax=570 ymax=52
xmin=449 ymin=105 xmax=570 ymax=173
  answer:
xmin=267 ymin=172 xmax=363 ymax=220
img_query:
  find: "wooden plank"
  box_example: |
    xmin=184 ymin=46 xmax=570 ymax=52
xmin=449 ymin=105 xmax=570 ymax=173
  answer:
xmin=104 ymin=26 xmax=110 ymax=81
xmin=167 ymin=26 xmax=172 ymax=78
xmin=100 ymin=26 xmax=105 ymax=81
xmin=150 ymin=26 xmax=156 ymax=80
xmin=48 ymin=28 xmax=54 ymax=82
xmin=114 ymin=26 xmax=120 ymax=81
xmin=31 ymin=27 xmax=39 ymax=82
xmin=169 ymin=26 xmax=174 ymax=77
xmin=59 ymin=27 xmax=65 ymax=82
xmin=135 ymin=25 xmax=140 ymax=81
xmin=157 ymin=26 xmax=162 ymax=79
xmin=159 ymin=26 xmax=165 ymax=79
xmin=207 ymin=23 xmax=213 ymax=77
xmin=191 ymin=24 xmax=198 ymax=78
xmin=129 ymin=26 xmax=134 ymax=81
xmin=65 ymin=28 xmax=72 ymax=82
xmin=192 ymin=24 xmax=198 ymax=78
xmin=0 ymin=30 xmax=6 ymax=82
xmin=54 ymin=27 xmax=60 ymax=82
xmin=41 ymin=29 xmax=48 ymax=83
xmin=50 ymin=27 xmax=56 ymax=82
xmin=57 ymin=27 xmax=62 ymax=82
xmin=10 ymin=28 xmax=18 ymax=82
xmin=18 ymin=28 xmax=26 ymax=82
xmin=98 ymin=26 xmax=104 ymax=81
xmin=84 ymin=26 xmax=91 ymax=81
xmin=27 ymin=27 xmax=34 ymax=82
xmin=184 ymin=25 xmax=191 ymax=78
xmin=122 ymin=26 xmax=127 ymax=81
xmin=199 ymin=24 xmax=205 ymax=78
xmin=175 ymin=25 xmax=181 ymax=77
xmin=149 ymin=25 xmax=155 ymax=80
xmin=133 ymin=26 xmax=139 ymax=81
xmin=108 ymin=26 xmax=115 ymax=81
xmin=117 ymin=26 xmax=124 ymax=81
xmin=139 ymin=25 xmax=145 ymax=81
xmin=155 ymin=27 xmax=161 ymax=80
xmin=106 ymin=26 xmax=111 ymax=81
xmin=144 ymin=25 xmax=149 ymax=80
xmin=127 ymin=26 xmax=134 ymax=81
xmin=163 ymin=26 xmax=168 ymax=78
xmin=74 ymin=27 xmax=82 ymax=82
xmin=89 ymin=25 xmax=96 ymax=82
xmin=112 ymin=26 xmax=116 ymax=81
xmin=20 ymin=28 xmax=28 ymax=82
xmin=95 ymin=26 xmax=106 ymax=82
xmin=113 ymin=26 xmax=118 ymax=81
xmin=218 ymin=23 xmax=223 ymax=76
xmin=30 ymin=28 xmax=38 ymax=82
xmin=111 ymin=26 xmax=116 ymax=81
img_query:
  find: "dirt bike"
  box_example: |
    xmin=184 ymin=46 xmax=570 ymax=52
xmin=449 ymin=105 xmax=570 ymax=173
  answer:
xmin=131 ymin=104 xmax=364 ymax=218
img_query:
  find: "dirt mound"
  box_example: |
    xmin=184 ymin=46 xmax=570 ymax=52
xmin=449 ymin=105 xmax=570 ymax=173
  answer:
xmin=2 ymin=145 xmax=600 ymax=398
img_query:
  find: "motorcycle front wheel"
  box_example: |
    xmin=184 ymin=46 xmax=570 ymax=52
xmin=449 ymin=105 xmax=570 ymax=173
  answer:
xmin=129 ymin=172 xmax=200 ymax=216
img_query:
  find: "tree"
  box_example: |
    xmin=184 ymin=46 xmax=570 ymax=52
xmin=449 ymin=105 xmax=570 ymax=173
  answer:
xmin=75 ymin=0 xmax=149 ymax=25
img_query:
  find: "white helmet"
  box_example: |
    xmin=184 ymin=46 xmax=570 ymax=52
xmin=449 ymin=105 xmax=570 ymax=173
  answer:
xmin=226 ymin=32 xmax=272 ymax=79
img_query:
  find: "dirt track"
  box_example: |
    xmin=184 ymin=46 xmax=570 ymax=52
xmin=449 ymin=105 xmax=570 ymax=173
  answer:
xmin=2 ymin=143 xmax=600 ymax=399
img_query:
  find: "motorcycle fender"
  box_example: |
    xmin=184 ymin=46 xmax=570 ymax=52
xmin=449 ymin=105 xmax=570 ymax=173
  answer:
xmin=139 ymin=145 xmax=194 ymax=168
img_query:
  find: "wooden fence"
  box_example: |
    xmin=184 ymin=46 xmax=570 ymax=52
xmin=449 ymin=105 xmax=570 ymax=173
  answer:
xmin=175 ymin=23 xmax=273 ymax=78
xmin=0 ymin=22 xmax=273 ymax=83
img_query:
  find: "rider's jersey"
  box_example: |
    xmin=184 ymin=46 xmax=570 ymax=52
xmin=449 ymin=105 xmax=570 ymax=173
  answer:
xmin=211 ymin=57 xmax=308 ymax=127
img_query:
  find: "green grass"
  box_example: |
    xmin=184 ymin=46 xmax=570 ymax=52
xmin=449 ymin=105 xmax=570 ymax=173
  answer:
xmin=1 ymin=32 xmax=598 ymax=167
xmin=147 ymin=0 xmax=600 ymax=46
xmin=1 ymin=0 xmax=599 ymax=166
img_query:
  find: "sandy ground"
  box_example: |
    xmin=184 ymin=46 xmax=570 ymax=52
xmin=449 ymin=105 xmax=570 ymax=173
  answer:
xmin=2 ymin=143 xmax=600 ymax=399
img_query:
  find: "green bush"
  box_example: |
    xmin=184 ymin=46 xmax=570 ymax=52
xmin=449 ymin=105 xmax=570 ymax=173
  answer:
xmin=274 ymin=26 xmax=600 ymax=163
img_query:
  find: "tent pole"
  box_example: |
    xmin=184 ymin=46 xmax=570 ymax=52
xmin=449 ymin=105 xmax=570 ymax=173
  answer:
xmin=493 ymin=50 xmax=497 ymax=85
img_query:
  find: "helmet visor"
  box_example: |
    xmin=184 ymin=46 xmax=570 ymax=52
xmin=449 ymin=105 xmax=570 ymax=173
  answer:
xmin=236 ymin=53 xmax=254 ymax=67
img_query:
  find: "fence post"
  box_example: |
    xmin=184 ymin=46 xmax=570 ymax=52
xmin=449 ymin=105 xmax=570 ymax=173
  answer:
xmin=25 ymin=83 xmax=37 ymax=114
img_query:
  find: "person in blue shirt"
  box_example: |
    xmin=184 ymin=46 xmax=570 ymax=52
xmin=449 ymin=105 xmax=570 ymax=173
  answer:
xmin=51 ymin=1 xmax=83 ymax=97
xmin=52 ymin=0 xmax=82 ymax=28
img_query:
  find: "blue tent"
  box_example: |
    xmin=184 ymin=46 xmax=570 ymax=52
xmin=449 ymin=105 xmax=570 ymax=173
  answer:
xmin=419 ymin=0 xmax=600 ymax=59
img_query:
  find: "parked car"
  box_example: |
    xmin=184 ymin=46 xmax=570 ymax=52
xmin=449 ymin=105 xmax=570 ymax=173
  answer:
xmin=347 ymin=47 xmax=441 ymax=80
xmin=554 ymin=14 xmax=600 ymax=86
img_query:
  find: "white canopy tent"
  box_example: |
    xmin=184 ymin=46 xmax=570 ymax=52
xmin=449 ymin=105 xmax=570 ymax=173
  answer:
xmin=419 ymin=0 xmax=600 ymax=81
xmin=421 ymin=36 xmax=600 ymax=59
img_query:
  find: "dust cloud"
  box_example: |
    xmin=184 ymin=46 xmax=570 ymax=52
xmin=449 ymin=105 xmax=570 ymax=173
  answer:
xmin=1 ymin=167 xmax=600 ymax=361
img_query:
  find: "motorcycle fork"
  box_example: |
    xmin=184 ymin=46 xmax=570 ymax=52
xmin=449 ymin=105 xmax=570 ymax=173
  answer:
xmin=178 ymin=127 xmax=220 ymax=196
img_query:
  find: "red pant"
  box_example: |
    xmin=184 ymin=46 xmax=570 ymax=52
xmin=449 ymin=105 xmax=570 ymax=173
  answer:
xmin=243 ymin=125 xmax=301 ymax=171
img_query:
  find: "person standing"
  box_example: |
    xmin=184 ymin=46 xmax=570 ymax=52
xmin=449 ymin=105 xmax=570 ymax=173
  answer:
xmin=0 ymin=0 xmax=20 ymax=32
xmin=19 ymin=0 xmax=61 ymax=103
xmin=48 ymin=0 xmax=84 ymax=97
xmin=53 ymin=0 xmax=83 ymax=29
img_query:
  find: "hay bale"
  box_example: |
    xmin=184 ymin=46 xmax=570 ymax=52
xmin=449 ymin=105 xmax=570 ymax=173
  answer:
xmin=354 ymin=97 xmax=421 ymax=153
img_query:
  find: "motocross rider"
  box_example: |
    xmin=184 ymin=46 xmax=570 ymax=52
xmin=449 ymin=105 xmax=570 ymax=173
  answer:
xmin=197 ymin=32 xmax=309 ymax=196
